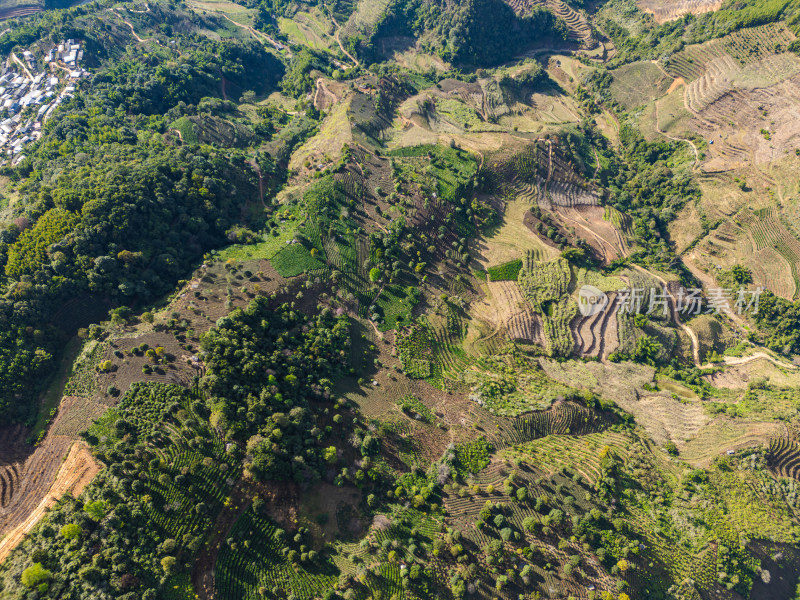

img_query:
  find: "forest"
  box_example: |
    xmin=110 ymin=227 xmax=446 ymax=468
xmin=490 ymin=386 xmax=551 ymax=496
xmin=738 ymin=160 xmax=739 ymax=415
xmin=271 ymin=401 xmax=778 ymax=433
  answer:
xmin=0 ymin=7 xmax=285 ymax=421
xmin=2 ymin=0 xmax=800 ymax=598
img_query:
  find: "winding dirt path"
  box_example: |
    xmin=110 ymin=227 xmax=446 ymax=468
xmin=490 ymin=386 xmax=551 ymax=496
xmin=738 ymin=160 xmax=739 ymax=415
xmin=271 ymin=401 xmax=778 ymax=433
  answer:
xmin=114 ymin=9 xmax=160 ymax=44
xmin=314 ymin=77 xmax=339 ymax=107
xmin=700 ymin=351 xmax=798 ymax=371
xmin=247 ymin=158 xmax=268 ymax=209
xmin=557 ymin=209 xmax=617 ymax=263
xmin=221 ymin=14 xmax=290 ymax=56
xmin=9 ymin=53 xmax=33 ymax=80
xmin=629 ymin=263 xmax=701 ymax=367
xmin=330 ymin=15 xmax=359 ymax=68
xmin=654 ymin=93 xmax=699 ymax=167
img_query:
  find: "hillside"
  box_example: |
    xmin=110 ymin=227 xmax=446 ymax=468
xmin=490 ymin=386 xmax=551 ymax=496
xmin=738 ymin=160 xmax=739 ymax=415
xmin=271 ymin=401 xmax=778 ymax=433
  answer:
xmin=1 ymin=0 xmax=800 ymax=599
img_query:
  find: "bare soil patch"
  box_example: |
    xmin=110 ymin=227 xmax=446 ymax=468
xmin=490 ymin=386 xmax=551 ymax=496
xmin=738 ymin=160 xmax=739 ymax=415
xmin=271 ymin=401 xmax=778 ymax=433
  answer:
xmin=637 ymin=0 xmax=722 ymax=23
xmin=0 ymin=442 xmax=100 ymax=562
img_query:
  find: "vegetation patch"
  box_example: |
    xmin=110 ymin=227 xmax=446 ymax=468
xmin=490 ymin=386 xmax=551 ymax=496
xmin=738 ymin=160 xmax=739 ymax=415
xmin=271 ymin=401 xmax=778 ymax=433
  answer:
xmin=396 ymin=395 xmax=435 ymax=423
xmin=487 ymin=258 xmax=523 ymax=281
xmin=453 ymin=438 xmax=492 ymax=476
xmin=269 ymin=243 xmax=326 ymax=277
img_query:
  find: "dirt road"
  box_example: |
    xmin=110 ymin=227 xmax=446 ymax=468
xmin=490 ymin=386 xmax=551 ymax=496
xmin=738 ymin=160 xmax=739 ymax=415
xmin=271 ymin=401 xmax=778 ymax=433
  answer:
xmin=629 ymin=263 xmax=701 ymax=367
xmin=331 ymin=15 xmax=359 ymax=68
xmin=700 ymin=351 xmax=798 ymax=371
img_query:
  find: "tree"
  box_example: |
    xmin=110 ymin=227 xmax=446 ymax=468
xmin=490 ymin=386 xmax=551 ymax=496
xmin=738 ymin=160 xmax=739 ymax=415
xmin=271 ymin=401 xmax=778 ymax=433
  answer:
xmin=21 ymin=563 xmax=51 ymax=588
xmin=84 ymin=500 xmax=107 ymax=521
xmin=60 ymin=523 xmax=82 ymax=540
xmin=369 ymin=267 xmax=381 ymax=283
xmin=161 ymin=556 xmax=177 ymax=574
xmin=561 ymin=247 xmax=587 ymax=264
xmin=522 ymin=516 xmax=538 ymax=532
xmin=361 ymin=435 xmax=379 ymax=456
xmin=730 ymin=264 xmax=752 ymax=284
xmin=323 ymin=446 xmax=338 ymax=464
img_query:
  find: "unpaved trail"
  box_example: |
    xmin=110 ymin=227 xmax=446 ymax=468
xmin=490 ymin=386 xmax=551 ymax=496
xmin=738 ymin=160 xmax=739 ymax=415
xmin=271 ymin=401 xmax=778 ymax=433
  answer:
xmin=556 ymin=209 xmax=617 ymax=263
xmin=367 ymin=318 xmax=385 ymax=341
xmin=592 ymin=148 xmax=601 ymax=179
xmin=221 ymin=14 xmax=291 ymax=56
xmin=247 ymin=158 xmax=267 ymax=208
xmin=682 ymin=250 xmax=751 ymax=333
xmin=654 ymin=94 xmax=699 ymax=166
xmin=114 ymin=10 xmax=160 ymax=44
xmin=314 ymin=77 xmax=339 ymax=107
xmin=700 ymin=351 xmax=798 ymax=371
xmin=9 ymin=53 xmax=33 ymax=80
xmin=666 ymin=76 xmax=686 ymax=94
xmin=331 ymin=15 xmax=359 ymax=67
xmin=648 ymin=61 xmax=695 ymax=164
xmin=629 ymin=263 xmax=701 ymax=367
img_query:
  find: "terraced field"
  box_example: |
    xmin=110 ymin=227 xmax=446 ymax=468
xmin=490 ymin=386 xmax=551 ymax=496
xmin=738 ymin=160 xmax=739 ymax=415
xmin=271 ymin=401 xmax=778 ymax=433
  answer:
xmin=664 ymin=24 xmax=795 ymax=82
xmin=0 ymin=427 xmax=27 ymax=514
xmin=486 ymin=401 xmax=610 ymax=450
xmin=518 ymin=256 xmax=578 ymax=357
xmin=632 ymin=394 xmax=711 ymax=447
xmin=736 ymin=207 xmax=800 ymax=298
xmin=0 ymin=428 xmax=93 ymax=560
xmin=655 ymin=24 xmax=800 ymax=170
xmin=483 ymin=279 xmax=543 ymax=343
xmin=4 ymin=4 xmax=800 ymax=598
xmin=506 ymin=0 xmax=597 ymax=49
xmin=538 ymin=146 xmax=601 ymax=210
xmin=340 ymin=0 xmax=391 ymax=47
xmin=501 ymin=430 xmax=633 ymax=483
xmin=471 ymin=189 xmax=555 ymax=270
xmin=768 ymin=438 xmax=800 ymax=481
xmin=572 ymin=291 xmax=620 ymax=359
xmin=0 ymin=3 xmax=40 ymax=20
xmin=216 ymin=510 xmax=338 ymax=600
xmin=637 ymin=0 xmax=722 ymax=22
xmin=681 ymin=419 xmax=786 ymax=467
xmin=0 ymin=442 xmax=99 ymax=562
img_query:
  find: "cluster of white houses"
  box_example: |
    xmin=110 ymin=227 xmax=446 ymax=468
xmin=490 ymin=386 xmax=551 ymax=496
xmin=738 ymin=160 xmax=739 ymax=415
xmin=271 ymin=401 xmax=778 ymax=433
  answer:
xmin=0 ymin=39 xmax=89 ymax=166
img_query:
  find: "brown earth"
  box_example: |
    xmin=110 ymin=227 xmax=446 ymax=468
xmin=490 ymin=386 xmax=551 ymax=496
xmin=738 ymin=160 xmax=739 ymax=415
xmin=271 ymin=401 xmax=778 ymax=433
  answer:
xmin=637 ymin=0 xmax=722 ymax=23
xmin=0 ymin=442 xmax=100 ymax=562
xmin=192 ymin=478 xmax=299 ymax=600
